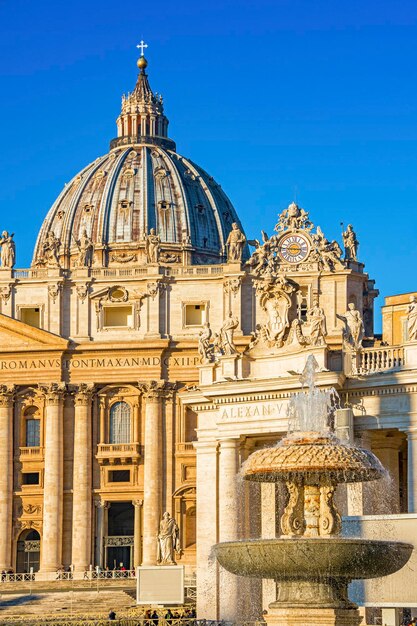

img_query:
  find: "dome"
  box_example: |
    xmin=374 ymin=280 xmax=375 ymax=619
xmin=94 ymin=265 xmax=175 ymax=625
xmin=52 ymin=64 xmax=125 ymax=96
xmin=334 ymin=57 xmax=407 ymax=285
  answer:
xmin=33 ymin=54 xmax=247 ymax=268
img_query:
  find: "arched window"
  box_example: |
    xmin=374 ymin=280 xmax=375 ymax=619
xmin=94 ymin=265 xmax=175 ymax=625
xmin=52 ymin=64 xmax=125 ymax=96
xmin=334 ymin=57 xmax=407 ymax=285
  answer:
xmin=26 ymin=419 xmax=40 ymax=447
xmin=109 ymin=402 xmax=131 ymax=444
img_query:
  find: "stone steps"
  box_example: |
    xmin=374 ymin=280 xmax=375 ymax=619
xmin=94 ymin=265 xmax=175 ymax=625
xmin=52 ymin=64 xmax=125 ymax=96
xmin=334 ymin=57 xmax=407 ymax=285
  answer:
xmin=0 ymin=589 xmax=136 ymax=620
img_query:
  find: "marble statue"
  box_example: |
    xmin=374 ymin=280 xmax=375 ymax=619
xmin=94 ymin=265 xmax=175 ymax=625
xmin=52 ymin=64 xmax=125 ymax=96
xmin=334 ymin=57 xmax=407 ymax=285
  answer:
xmin=337 ymin=303 xmax=365 ymax=351
xmin=342 ymin=224 xmax=359 ymax=262
xmin=307 ymin=300 xmax=327 ymax=346
xmin=75 ymin=229 xmax=94 ymax=267
xmin=274 ymin=202 xmax=313 ymax=233
xmin=219 ymin=312 xmax=239 ymax=355
xmin=226 ymin=222 xmax=246 ymax=262
xmin=313 ymin=227 xmax=343 ymax=272
xmin=198 ymin=322 xmax=213 ymax=363
xmin=39 ymin=231 xmax=61 ymax=268
xmin=145 ymin=228 xmax=161 ymax=264
xmin=407 ymin=295 xmax=417 ymax=342
xmin=0 ymin=231 xmax=15 ymax=269
xmin=157 ymin=512 xmax=180 ymax=565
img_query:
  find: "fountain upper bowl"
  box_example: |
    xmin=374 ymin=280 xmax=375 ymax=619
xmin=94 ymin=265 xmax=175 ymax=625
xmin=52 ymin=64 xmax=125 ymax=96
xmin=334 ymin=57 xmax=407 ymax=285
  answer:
xmin=243 ymin=434 xmax=385 ymax=484
xmin=213 ymin=537 xmax=413 ymax=581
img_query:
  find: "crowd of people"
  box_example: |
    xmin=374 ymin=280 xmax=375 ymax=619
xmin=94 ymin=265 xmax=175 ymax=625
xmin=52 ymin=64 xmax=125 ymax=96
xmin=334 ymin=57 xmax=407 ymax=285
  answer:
xmin=108 ymin=607 xmax=197 ymax=623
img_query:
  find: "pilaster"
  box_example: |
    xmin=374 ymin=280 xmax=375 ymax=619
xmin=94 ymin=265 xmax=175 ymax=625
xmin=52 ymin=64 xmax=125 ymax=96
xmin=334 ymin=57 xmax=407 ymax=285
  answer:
xmin=407 ymin=427 xmax=417 ymax=513
xmin=0 ymin=385 xmax=15 ymax=570
xmin=133 ymin=499 xmax=143 ymax=568
xmin=95 ymin=500 xmax=109 ymax=568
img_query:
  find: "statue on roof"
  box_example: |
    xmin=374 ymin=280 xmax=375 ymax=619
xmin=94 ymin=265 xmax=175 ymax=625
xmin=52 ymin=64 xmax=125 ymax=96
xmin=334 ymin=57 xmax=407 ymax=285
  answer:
xmin=226 ymin=222 xmax=246 ymax=263
xmin=312 ymin=226 xmax=343 ymax=272
xmin=74 ymin=229 xmax=94 ymax=267
xmin=219 ymin=312 xmax=239 ymax=355
xmin=342 ymin=224 xmax=359 ymax=262
xmin=37 ymin=231 xmax=61 ymax=268
xmin=307 ymin=299 xmax=327 ymax=346
xmin=0 ymin=231 xmax=15 ymax=269
xmin=337 ymin=303 xmax=365 ymax=351
xmin=274 ymin=202 xmax=313 ymax=233
xmin=145 ymin=228 xmax=161 ymax=264
xmin=407 ymin=295 xmax=417 ymax=342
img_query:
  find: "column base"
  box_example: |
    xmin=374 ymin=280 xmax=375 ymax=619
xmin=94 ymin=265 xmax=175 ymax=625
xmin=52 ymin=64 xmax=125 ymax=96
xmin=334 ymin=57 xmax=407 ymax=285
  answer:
xmin=265 ymin=607 xmax=362 ymax=626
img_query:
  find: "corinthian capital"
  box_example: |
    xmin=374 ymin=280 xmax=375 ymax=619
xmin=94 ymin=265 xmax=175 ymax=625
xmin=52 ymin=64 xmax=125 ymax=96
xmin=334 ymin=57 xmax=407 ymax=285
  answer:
xmin=38 ymin=382 xmax=66 ymax=405
xmin=71 ymin=383 xmax=95 ymax=406
xmin=0 ymin=384 xmax=16 ymax=407
xmin=140 ymin=380 xmax=177 ymax=400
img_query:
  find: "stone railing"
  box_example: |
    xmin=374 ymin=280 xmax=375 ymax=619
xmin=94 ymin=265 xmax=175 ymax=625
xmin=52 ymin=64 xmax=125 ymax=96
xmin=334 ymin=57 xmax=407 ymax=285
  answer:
xmin=358 ymin=346 xmax=404 ymax=374
xmin=19 ymin=446 xmax=44 ymax=459
xmin=176 ymin=442 xmax=196 ymax=453
xmin=96 ymin=443 xmax=141 ymax=463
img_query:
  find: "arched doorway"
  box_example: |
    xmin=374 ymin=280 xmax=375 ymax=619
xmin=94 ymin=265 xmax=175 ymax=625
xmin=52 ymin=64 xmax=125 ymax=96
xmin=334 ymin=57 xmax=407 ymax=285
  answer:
xmin=16 ymin=529 xmax=41 ymax=573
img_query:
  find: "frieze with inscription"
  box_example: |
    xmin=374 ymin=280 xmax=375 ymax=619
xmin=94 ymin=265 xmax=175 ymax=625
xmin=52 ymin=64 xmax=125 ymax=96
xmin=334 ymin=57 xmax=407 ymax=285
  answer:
xmin=218 ymin=401 xmax=288 ymax=421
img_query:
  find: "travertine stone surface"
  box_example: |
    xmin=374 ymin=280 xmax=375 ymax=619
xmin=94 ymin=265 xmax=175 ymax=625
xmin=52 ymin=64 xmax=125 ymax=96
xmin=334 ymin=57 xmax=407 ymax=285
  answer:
xmin=0 ymin=386 xmax=14 ymax=569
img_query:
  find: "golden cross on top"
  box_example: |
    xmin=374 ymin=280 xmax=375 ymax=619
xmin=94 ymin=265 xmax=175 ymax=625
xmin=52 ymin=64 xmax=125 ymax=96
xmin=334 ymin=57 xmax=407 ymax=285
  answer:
xmin=136 ymin=40 xmax=148 ymax=57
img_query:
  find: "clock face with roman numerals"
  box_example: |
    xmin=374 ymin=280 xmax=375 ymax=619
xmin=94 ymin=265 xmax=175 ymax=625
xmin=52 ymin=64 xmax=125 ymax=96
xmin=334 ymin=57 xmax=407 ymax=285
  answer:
xmin=278 ymin=233 xmax=310 ymax=264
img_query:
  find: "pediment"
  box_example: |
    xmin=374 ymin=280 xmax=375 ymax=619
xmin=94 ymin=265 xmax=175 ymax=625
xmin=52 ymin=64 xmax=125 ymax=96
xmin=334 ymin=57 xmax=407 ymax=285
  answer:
xmin=0 ymin=314 xmax=68 ymax=353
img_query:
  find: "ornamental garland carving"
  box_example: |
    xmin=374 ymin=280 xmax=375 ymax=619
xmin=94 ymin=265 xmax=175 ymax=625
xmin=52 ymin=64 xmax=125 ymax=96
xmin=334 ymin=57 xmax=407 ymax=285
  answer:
xmin=110 ymin=252 xmax=138 ymax=264
xmin=104 ymin=535 xmax=134 ymax=547
xmin=0 ymin=284 xmax=12 ymax=303
xmin=76 ymin=282 xmax=90 ymax=303
xmin=23 ymin=504 xmax=42 ymax=515
xmin=223 ymin=277 xmax=241 ymax=297
xmin=48 ymin=283 xmax=62 ymax=303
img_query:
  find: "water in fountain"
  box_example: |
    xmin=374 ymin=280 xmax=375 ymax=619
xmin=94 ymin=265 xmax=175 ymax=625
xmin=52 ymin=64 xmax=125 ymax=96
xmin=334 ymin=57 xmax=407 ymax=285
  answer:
xmin=287 ymin=355 xmax=339 ymax=437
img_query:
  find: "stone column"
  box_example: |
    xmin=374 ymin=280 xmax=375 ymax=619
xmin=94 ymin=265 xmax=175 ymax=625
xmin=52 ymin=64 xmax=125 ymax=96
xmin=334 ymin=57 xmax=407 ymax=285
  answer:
xmin=40 ymin=383 xmax=66 ymax=572
xmin=373 ymin=432 xmax=402 ymax=513
xmin=99 ymin=398 xmax=106 ymax=444
xmin=0 ymin=385 xmax=15 ymax=570
xmin=347 ymin=430 xmax=372 ymax=516
xmin=218 ymin=437 xmax=240 ymax=621
xmin=133 ymin=499 xmax=143 ymax=568
xmin=95 ymin=501 xmax=109 ymax=568
xmin=194 ymin=440 xmax=219 ymax=620
xmin=407 ymin=427 xmax=417 ymax=513
xmin=141 ymin=381 xmax=173 ymax=565
xmin=261 ymin=482 xmax=278 ymax=610
xmin=71 ymin=384 xmax=94 ymax=572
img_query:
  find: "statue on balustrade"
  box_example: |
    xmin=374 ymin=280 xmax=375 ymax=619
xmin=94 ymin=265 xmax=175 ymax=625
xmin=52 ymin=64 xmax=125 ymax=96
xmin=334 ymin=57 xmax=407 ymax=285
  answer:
xmin=145 ymin=228 xmax=161 ymax=264
xmin=307 ymin=299 xmax=327 ymax=346
xmin=0 ymin=231 xmax=15 ymax=269
xmin=74 ymin=229 xmax=94 ymax=267
xmin=342 ymin=224 xmax=359 ymax=262
xmin=198 ymin=322 xmax=213 ymax=363
xmin=337 ymin=303 xmax=365 ymax=351
xmin=407 ymin=295 xmax=417 ymax=342
xmin=157 ymin=512 xmax=180 ymax=565
xmin=226 ymin=222 xmax=246 ymax=262
xmin=219 ymin=312 xmax=239 ymax=355
xmin=37 ymin=231 xmax=61 ymax=268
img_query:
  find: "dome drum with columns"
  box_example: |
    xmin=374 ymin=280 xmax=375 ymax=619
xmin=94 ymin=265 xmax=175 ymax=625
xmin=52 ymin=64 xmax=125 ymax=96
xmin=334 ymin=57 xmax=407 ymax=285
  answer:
xmin=33 ymin=54 xmax=247 ymax=270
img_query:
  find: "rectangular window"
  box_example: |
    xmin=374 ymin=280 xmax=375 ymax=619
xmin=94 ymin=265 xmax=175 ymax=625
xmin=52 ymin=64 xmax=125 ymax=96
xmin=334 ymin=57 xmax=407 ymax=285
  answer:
xmin=22 ymin=472 xmax=40 ymax=485
xmin=20 ymin=308 xmax=41 ymax=328
xmin=108 ymin=470 xmax=130 ymax=483
xmin=184 ymin=303 xmax=206 ymax=327
xmin=26 ymin=419 xmax=40 ymax=447
xmin=103 ymin=306 xmax=133 ymax=328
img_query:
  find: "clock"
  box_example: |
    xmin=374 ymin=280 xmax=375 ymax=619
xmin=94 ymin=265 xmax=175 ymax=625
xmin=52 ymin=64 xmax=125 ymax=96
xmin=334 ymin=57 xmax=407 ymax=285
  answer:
xmin=278 ymin=233 xmax=310 ymax=264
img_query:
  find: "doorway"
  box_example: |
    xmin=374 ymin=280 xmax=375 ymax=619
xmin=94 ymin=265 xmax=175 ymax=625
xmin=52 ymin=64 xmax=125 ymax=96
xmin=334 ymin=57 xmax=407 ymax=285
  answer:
xmin=105 ymin=502 xmax=134 ymax=570
xmin=16 ymin=529 xmax=41 ymax=573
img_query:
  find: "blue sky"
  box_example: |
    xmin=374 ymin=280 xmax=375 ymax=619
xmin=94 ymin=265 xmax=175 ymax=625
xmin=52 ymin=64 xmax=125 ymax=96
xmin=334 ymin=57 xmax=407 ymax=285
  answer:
xmin=1 ymin=0 xmax=417 ymax=330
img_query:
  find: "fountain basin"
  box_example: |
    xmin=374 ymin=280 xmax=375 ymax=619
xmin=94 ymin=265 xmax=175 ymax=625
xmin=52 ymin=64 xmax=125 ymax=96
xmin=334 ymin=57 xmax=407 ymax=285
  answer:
xmin=213 ymin=537 xmax=413 ymax=581
xmin=243 ymin=436 xmax=385 ymax=483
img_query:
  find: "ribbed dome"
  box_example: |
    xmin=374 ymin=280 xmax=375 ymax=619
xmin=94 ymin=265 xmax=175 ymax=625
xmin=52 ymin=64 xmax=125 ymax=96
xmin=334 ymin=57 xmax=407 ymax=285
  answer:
xmin=32 ymin=54 xmax=247 ymax=268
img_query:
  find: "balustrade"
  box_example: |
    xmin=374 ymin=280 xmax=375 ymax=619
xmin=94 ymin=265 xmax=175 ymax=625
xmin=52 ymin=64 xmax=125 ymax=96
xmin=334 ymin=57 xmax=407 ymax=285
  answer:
xmin=358 ymin=346 xmax=404 ymax=374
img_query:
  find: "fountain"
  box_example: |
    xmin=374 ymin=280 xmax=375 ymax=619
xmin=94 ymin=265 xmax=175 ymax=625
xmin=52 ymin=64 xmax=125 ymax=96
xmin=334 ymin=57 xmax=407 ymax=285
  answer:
xmin=213 ymin=355 xmax=413 ymax=626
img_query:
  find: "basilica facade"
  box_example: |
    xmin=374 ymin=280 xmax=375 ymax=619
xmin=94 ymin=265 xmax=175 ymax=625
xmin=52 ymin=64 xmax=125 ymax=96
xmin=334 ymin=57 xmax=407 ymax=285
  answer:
xmin=0 ymin=51 xmax=416 ymax=623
